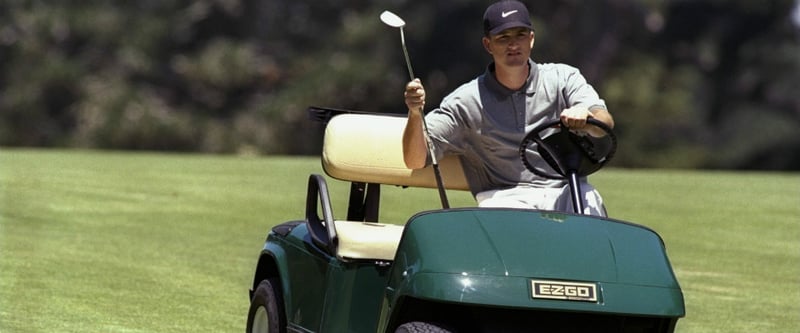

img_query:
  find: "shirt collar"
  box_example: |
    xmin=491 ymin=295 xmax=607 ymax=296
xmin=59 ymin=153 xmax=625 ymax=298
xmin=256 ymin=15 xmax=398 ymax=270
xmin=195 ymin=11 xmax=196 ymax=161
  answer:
xmin=484 ymin=59 xmax=539 ymax=96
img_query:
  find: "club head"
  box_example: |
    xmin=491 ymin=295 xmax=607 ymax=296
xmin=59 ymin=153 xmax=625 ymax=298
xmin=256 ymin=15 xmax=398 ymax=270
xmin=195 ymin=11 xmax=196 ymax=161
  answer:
xmin=380 ymin=11 xmax=406 ymax=28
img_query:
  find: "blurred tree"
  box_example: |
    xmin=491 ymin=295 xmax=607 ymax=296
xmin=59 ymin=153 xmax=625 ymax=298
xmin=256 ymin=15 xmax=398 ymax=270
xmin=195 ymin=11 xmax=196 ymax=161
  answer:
xmin=0 ymin=0 xmax=797 ymax=170
xmin=657 ymin=0 xmax=800 ymax=169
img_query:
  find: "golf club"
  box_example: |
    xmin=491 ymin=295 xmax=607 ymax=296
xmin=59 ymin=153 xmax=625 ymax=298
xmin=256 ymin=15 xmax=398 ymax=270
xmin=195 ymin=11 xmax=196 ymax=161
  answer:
xmin=380 ymin=10 xmax=450 ymax=209
xmin=380 ymin=11 xmax=415 ymax=80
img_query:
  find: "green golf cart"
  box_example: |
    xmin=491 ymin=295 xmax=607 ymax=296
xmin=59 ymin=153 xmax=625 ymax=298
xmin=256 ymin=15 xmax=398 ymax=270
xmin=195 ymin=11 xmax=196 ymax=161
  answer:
xmin=246 ymin=111 xmax=684 ymax=332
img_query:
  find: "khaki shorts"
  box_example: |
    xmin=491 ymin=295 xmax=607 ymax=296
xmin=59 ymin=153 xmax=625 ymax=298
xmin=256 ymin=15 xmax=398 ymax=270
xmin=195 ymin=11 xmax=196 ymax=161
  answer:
xmin=475 ymin=183 xmax=607 ymax=217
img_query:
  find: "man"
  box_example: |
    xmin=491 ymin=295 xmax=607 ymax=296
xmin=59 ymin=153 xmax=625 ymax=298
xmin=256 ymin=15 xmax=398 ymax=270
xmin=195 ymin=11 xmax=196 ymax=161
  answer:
xmin=402 ymin=0 xmax=614 ymax=216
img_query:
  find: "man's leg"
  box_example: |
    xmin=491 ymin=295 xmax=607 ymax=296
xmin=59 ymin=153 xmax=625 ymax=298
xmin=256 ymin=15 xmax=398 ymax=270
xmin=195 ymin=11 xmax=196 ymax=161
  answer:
xmin=476 ymin=186 xmax=563 ymax=210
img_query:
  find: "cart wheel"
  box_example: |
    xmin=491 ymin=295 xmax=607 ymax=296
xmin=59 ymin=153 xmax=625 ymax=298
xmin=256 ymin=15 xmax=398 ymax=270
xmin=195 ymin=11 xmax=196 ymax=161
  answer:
xmin=395 ymin=321 xmax=453 ymax=333
xmin=246 ymin=279 xmax=286 ymax=333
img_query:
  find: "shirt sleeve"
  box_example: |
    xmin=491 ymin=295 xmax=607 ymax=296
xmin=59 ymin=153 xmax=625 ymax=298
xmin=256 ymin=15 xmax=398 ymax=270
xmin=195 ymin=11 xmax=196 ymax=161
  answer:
xmin=420 ymin=79 xmax=484 ymax=165
xmin=423 ymin=104 xmax=464 ymax=164
xmin=561 ymin=65 xmax=607 ymax=111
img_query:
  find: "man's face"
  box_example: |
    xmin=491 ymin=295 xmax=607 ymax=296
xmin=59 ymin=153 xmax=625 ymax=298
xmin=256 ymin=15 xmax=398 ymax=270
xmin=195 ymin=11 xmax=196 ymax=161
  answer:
xmin=483 ymin=27 xmax=535 ymax=68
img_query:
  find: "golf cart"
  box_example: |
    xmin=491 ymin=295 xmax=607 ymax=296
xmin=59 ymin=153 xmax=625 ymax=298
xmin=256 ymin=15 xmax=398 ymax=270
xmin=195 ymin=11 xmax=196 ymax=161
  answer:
xmin=246 ymin=110 xmax=684 ymax=332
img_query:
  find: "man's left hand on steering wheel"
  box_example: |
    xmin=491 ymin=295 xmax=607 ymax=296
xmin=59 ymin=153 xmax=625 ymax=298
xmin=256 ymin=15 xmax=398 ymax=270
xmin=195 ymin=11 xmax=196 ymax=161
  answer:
xmin=560 ymin=106 xmax=591 ymax=128
xmin=560 ymin=106 xmax=611 ymax=138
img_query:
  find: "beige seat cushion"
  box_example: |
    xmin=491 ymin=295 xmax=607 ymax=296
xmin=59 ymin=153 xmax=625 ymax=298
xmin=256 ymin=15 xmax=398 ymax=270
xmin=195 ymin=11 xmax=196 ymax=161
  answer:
xmin=335 ymin=221 xmax=404 ymax=261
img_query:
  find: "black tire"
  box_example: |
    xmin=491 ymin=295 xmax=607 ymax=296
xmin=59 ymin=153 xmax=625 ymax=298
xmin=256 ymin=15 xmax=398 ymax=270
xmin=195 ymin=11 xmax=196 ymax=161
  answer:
xmin=395 ymin=321 xmax=454 ymax=333
xmin=246 ymin=279 xmax=286 ymax=333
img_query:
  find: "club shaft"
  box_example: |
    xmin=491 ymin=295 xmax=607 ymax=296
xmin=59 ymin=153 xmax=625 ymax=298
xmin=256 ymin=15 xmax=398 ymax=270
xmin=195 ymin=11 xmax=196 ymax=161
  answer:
xmin=400 ymin=28 xmax=415 ymax=80
xmin=397 ymin=21 xmax=449 ymax=208
xmin=419 ymin=114 xmax=450 ymax=208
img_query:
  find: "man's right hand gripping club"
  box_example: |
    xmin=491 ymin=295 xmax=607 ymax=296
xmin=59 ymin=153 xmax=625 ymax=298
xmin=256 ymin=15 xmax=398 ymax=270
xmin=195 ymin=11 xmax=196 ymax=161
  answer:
xmin=405 ymin=78 xmax=426 ymax=112
xmin=402 ymin=78 xmax=429 ymax=169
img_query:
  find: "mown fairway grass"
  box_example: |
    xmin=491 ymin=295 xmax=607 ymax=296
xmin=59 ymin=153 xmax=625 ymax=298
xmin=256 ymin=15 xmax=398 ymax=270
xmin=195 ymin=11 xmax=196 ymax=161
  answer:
xmin=1 ymin=149 xmax=798 ymax=332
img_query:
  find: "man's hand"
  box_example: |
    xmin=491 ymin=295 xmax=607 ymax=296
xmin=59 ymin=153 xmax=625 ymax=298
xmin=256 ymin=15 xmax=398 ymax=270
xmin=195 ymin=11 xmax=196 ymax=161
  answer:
xmin=404 ymin=79 xmax=426 ymax=114
xmin=402 ymin=78 xmax=429 ymax=169
xmin=560 ymin=106 xmax=614 ymax=137
xmin=560 ymin=106 xmax=592 ymax=129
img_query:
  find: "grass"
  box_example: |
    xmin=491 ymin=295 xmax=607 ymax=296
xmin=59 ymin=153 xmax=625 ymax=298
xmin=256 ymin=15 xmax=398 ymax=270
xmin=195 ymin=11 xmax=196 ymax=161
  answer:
xmin=594 ymin=169 xmax=800 ymax=333
xmin=1 ymin=149 xmax=798 ymax=332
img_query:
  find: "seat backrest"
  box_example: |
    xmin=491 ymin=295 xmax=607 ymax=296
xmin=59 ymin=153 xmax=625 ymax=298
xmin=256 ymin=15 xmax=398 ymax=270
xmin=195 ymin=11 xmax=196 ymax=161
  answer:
xmin=322 ymin=113 xmax=469 ymax=191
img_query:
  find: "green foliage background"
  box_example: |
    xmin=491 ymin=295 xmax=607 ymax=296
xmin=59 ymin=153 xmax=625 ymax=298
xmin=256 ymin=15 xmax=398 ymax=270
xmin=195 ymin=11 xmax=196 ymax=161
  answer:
xmin=1 ymin=0 xmax=799 ymax=169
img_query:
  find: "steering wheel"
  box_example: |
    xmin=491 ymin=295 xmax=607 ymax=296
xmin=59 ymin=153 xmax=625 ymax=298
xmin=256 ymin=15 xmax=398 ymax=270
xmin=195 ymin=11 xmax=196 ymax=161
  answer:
xmin=519 ymin=118 xmax=617 ymax=180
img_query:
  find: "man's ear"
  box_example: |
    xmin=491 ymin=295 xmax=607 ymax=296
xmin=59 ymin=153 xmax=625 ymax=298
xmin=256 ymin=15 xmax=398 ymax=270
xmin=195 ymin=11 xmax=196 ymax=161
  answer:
xmin=530 ymin=31 xmax=536 ymax=49
xmin=482 ymin=36 xmax=492 ymax=54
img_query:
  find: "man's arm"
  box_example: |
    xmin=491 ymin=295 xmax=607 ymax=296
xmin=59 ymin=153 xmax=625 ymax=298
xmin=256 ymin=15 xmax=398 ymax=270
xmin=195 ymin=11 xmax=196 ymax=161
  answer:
xmin=560 ymin=105 xmax=615 ymax=137
xmin=402 ymin=79 xmax=429 ymax=169
xmin=559 ymin=65 xmax=615 ymax=136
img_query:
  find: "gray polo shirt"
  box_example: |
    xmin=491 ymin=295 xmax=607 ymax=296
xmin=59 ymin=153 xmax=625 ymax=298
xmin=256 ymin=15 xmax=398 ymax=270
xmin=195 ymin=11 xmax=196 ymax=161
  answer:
xmin=425 ymin=60 xmax=607 ymax=195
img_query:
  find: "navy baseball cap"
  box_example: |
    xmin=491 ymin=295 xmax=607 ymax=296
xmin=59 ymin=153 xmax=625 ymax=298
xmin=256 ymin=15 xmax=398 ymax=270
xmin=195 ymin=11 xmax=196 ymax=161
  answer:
xmin=483 ymin=0 xmax=533 ymax=36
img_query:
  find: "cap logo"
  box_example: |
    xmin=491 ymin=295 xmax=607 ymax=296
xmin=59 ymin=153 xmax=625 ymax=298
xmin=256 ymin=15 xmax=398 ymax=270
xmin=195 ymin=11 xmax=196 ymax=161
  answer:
xmin=501 ymin=10 xmax=518 ymax=18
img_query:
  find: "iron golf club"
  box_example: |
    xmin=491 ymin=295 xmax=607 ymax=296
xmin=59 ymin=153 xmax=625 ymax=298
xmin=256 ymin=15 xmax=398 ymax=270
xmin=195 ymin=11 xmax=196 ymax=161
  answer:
xmin=380 ymin=10 xmax=449 ymax=209
xmin=380 ymin=11 xmax=415 ymax=81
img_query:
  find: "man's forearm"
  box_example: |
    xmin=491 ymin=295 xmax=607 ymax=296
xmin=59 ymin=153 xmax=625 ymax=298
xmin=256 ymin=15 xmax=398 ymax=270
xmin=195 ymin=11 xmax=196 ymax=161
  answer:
xmin=402 ymin=110 xmax=429 ymax=169
xmin=587 ymin=107 xmax=615 ymax=138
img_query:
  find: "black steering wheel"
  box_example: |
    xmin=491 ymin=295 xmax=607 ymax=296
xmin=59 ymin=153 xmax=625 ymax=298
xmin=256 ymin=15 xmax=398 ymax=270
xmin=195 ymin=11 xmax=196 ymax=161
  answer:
xmin=519 ymin=118 xmax=617 ymax=180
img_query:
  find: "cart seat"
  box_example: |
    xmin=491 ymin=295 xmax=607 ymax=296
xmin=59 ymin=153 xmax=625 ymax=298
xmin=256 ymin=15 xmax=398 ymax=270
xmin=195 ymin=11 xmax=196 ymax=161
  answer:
xmin=322 ymin=113 xmax=469 ymax=190
xmin=335 ymin=221 xmax=404 ymax=261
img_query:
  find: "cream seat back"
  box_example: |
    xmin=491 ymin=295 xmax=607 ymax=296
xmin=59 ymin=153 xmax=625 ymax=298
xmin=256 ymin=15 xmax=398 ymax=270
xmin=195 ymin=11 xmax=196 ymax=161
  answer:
xmin=322 ymin=113 xmax=469 ymax=190
xmin=320 ymin=113 xmax=469 ymax=262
